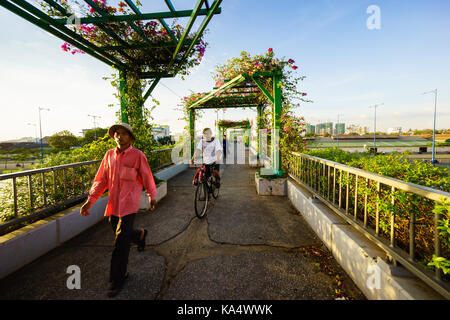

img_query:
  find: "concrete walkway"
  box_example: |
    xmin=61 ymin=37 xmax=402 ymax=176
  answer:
xmin=0 ymin=155 xmax=365 ymax=300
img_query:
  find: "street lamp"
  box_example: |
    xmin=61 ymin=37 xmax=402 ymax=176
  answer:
xmin=369 ymin=103 xmax=384 ymax=152
xmin=88 ymin=114 xmax=101 ymax=140
xmin=423 ymin=89 xmax=438 ymax=164
xmin=38 ymin=107 xmax=51 ymax=162
xmin=336 ymin=114 xmax=343 ymax=149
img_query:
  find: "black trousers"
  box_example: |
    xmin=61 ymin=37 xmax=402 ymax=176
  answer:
xmin=205 ymin=162 xmax=220 ymax=179
xmin=108 ymin=213 xmax=141 ymax=282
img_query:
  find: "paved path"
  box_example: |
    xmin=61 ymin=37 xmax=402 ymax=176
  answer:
xmin=0 ymin=154 xmax=365 ymax=300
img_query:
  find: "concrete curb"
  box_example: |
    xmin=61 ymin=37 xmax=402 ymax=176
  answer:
xmin=154 ymin=163 xmax=188 ymax=181
xmin=0 ymin=195 xmax=108 ymax=280
xmin=287 ymin=179 xmax=444 ymax=300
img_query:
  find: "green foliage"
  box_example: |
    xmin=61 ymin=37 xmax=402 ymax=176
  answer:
xmin=81 ymin=127 xmax=109 ymax=146
xmin=298 ymin=148 xmax=450 ymax=270
xmin=156 ymin=136 xmax=173 ymax=146
xmin=427 ymin=198 xmax=450 ymax=274
xmin=48 ymin=130 xmax=79 ymax=150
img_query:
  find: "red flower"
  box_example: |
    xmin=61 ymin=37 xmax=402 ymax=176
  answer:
xmin=268 ymin=48 xmax=273 ymax=53
xmin=288 ymin=59 xmax=295 ymax=64
xmin=292 ymin=65 xmax=298 ymax=70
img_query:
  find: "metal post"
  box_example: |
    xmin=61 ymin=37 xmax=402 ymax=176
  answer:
xmin=28 ymin=175 xmax=33 ymax=209
xmin=364 ymin=178 xmax=368 ymax=227
xmin=189 ymin=109 xmax=195 ymax=158
xmin=434 ymin=208 xmax=442 ymax=280
xmin=88 ymin=114 xmax=101 ymax=140
xmin=13 ymin=177 xmax=18 ymax=218
xmin=432 ymin=90 xmax=438 ymax=164
xmin=354 ymin=175 xmax=358 ymax=220
xmin=369 ymin=103 xmax=384 ymax=152
xmin=272 ymin=74 xmax=282 ymax=176
xmin=423 ymin=89 xmax=438 ymax=164
xmin=409 ymin=210 xmax=416 ymax=261
xmin=119 ymin=70 xmax=128 ymax=124
xmin=38 ymin=107 xmax=50 ymax=162
xmin=336 ymin=114 xmax=342 ymax=149
xmin=376 ymin=181 xmax=380 ymax=235
xmin=390 ymin=186 xmax=395 ymax=247
xmin=42 ymin=172 xmax=47 ymax=206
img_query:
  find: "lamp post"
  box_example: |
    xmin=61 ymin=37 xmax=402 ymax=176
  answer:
xmin=423 ymin=89 xmax=438 ymax=164
xmin=336 ymin=114 xmax=343 ymax=148
xmin=88 ymin=114 xmax=101 ymax=140
xmin=38 ymin=107 xmax=50 ymax=162
xmin=369 ymin=103 xmax=384 ymax=152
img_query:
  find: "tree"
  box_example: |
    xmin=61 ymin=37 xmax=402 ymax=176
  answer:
xmin=157 ymin=136 xmax=173 ymax=146
xmin=81 ymin=128 xmax=108 ymax=146
xmin=48 ymin=130 xmax=79 ymax=150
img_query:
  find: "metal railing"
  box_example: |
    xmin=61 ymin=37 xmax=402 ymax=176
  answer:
xmin=286 ymin=151 xmax=450 ymax=299
xmin=0 ymin=148 xmax=175 ymax=234
xmin=0 ymin=160 xmax=101 ymax=234
xmin=149 ymin=147 xmax=175 ymax=171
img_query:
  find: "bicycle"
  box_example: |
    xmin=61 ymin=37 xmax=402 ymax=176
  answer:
xmin=192 ymin=163 xmax=220 ymax=218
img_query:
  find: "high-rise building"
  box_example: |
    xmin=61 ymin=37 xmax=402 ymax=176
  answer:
xmin=335 ymin=123 xmax=345 ymax=135
xmin=305 ymin=123 xmax=315 ymax=134
xmin=346 ymin=124 xmax=368 ymax=135
xmin=316 ymin=122 xmax=333 ymax=135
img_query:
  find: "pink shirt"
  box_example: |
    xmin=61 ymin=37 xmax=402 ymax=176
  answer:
xmin=87 ymin=145 xmax=157 ymax=217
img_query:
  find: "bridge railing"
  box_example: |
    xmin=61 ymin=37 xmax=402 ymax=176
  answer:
xmin=0 ymin=148 xmax=174 ymax=235
xmin=286 ymin=151 xmax=450 ymax=299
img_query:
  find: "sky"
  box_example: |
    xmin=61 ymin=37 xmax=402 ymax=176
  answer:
xmin=0 ymin=0 xmax=449 ymax=141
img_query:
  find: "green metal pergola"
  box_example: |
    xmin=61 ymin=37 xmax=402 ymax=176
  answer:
xmin=188 ymin=71 xmax=283 ymax=176
xmin=216 ymin=119 xmax=250 ymax=146
xmin=1 ymin=0 xmax=222 ymax=123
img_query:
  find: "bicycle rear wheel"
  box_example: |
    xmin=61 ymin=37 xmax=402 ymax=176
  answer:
xmin=194 ymin=181 xmax=208 ymax=218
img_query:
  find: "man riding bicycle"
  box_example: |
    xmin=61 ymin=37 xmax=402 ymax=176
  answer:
xmin=190 ymin=127 xmax=222 ymax=187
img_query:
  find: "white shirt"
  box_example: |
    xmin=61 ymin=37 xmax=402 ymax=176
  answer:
xmin=196 ymin=137 xmax=223 ymax=164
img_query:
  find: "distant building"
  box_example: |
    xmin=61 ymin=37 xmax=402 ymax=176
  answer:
xmin=305 ymin=124 xmax=315 ymax=134
xmin=335 ymin=123 xmax=345 ymax=135
xmin=80 ymin=129 xmax=89 ymax=137
xmin=316 ymin=122 xmax=333 ymax=135
xmin=152 ymin=125 xmax=170 ymax=140
xmin=387 ymin=127 xmax=402 ymax=135
xmin=346 ymin=124 xmax=368 ymax=135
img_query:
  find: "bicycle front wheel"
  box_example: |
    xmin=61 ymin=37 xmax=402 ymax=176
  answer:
xmin=194 ymin=181 xmax=208 ymax=218
xmin=211 ymin=176 xmax=220 ymax=199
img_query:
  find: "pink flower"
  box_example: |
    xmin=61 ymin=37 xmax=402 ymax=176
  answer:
xmin=301 ymin=92 xmax=307 ymax=96
xmin=61 ymin=42 xmax=70 ymax=52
